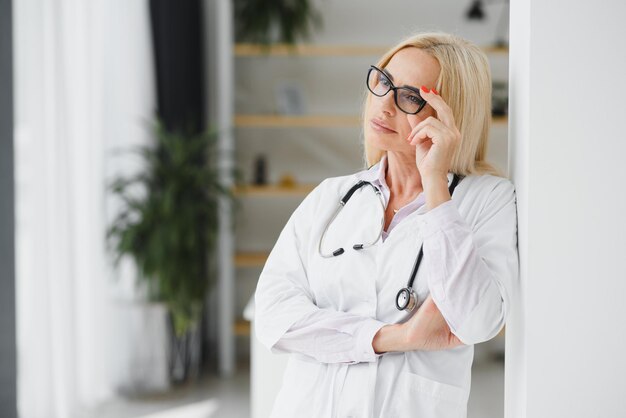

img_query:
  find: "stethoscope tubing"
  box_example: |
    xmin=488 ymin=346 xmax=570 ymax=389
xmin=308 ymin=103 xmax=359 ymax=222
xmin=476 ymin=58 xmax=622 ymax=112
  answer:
xmin=318 ymin=180 xmax=386 ymax=258
xmin=318 ymin=173 xmax=463 ymax=311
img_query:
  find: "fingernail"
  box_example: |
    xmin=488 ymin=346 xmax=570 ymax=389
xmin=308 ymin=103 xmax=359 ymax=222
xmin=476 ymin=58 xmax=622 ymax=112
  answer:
xmin=420 ymin=86 xmax=430 ymax=93
xmin=432 ymin=88 xmax=439 ymax=95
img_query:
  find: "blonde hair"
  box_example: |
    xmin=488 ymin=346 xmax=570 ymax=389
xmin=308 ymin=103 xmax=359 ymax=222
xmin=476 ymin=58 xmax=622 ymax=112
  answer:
xmin=363 ymin=32 xmax=502 ymax=177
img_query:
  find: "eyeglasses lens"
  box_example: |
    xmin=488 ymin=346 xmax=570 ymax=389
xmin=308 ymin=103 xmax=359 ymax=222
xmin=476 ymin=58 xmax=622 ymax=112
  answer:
xmin=366 ymin=67 xmax=424 ymax=115
xmin=396 ymin=89 xmax=423 ymax=114
xmin=367 ymin=68 xmax=390 ymax=97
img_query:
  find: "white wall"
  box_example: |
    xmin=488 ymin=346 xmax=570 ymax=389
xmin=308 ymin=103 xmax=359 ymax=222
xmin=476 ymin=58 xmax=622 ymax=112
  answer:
xmin=507 ymin=0 xmax=626 ymax=416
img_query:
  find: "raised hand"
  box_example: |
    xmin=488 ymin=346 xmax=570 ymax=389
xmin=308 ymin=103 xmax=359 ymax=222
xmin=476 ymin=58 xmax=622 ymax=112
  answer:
xmin=406 ymin=88 xmax=461 ymax=183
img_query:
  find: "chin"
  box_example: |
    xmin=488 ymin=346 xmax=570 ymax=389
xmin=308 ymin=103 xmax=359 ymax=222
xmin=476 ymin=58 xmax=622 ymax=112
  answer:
xmin=367 ymin=127 xmax=393 ymax=142
xmin=366 ymin=130 xmax=401 ymax=152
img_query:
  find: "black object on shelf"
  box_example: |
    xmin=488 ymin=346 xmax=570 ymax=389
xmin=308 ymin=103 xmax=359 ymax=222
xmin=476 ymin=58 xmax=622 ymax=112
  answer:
xmin=253 ymin=155 xmax=268 ymax=185
xmin=466 ymin=0 xmax=485 ymax=20
xmin=492 ymin=80 xmax=508 ymax=116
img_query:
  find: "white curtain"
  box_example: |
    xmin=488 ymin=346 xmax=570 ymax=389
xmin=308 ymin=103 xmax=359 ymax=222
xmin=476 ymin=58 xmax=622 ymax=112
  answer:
xmin=14 ymin=0 xmax=156 ymax=416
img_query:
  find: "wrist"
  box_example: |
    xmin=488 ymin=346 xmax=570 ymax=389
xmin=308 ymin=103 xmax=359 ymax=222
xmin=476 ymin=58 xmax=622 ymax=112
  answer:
xmin=421 ymin=172 xmax=448 ymax=189
xmin=372 ymin=323 xmax=408 ymax=354
xmin=423 ymin=174 xmax=451 ymax=210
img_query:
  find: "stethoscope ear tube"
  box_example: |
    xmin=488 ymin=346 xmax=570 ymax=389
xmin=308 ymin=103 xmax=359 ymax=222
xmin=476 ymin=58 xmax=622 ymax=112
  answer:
xmin=340 ymin=181 xmax=367 ymax=205
xmin=318 ymin=181 xmax=385 ymax=258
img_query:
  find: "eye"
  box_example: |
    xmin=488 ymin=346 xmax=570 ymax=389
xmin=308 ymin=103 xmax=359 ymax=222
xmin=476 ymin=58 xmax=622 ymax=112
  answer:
xmin=407 ymin=95 xmax=422 ymax=104
xmin=400 ymin=90 xmax=422 ymax=104
xmin=377 ymin=73 xmax=391 ymax=87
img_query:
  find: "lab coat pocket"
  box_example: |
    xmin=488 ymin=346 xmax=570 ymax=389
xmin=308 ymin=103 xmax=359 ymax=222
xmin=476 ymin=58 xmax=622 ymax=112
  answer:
xmin=399 ymin=372 xmax=468 ymax=418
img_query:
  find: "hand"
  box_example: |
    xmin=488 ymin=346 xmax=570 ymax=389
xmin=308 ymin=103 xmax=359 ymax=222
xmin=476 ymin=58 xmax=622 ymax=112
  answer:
xmin=401 ymin=295 xmax=464 ymax=351
xmin=406 ymin=88 xmax=461 ymax=182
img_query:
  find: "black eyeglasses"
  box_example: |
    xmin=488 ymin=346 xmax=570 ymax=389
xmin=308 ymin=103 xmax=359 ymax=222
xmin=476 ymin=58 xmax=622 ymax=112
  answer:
xmin=366 ymin=65 xmax=427 ymax=115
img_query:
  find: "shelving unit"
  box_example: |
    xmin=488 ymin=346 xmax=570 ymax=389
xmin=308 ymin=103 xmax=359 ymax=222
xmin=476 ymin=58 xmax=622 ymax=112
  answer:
xmin=227 ymin=41 xmax=509 ymax=348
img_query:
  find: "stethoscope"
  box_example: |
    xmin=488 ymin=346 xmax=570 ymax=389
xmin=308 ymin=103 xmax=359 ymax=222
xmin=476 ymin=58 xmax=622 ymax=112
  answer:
xmin=318 ymin=174 xmax=463 ymax=312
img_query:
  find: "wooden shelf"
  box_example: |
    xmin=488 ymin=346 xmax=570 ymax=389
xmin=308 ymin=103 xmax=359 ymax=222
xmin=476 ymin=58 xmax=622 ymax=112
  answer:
xmin=236 ymin=114 xmax=507 ymax=128
xmin=235 ymin=251 xmax=269 ymax=267
xmin=235 ymin=43 xmax=508 ymax=57
xmin=234 ymin=319 xmax=251 ymax=337
xmin=233 ymin=184 xmax=316 ymax=197
xmin=235 ymin=43 xmax=389 ymax=57
xmin=483 ymin=45 xmax=509 ymax=55
xmin=492 ymin=115 xmax=508 ymax=125
xmin=235 ymin=114 xmax=361 ymax=128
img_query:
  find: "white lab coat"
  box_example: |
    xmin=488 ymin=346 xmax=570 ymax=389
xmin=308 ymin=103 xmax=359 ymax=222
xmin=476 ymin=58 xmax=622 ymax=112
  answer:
xmin=254 ymin=166 xmax=519 ymax=418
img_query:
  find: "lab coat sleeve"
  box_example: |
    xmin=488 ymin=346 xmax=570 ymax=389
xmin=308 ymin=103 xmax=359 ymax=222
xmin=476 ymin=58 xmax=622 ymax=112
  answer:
xmin=418 ymin=178 xmax=519 ymax=345
xmin=254 ymin=181 xmax=387 ymax=364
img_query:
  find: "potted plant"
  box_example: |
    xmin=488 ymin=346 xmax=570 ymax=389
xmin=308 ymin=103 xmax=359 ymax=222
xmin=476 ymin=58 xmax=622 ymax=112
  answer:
xmin=234 ymin=0 xmax=323 ymax=45
xmin=107 ymin=120 xmax=233 ymax=385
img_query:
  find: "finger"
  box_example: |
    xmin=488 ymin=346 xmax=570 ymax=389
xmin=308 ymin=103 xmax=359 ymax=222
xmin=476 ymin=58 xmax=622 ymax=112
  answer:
xmin=408 ymin=116 xmax=448 ymax=141
xmin=409 ymin=125 xmax=442 ymax=146
xmin=407 ymin=122 xmax=453 ymax=146
xmin=420 ymin=87 xmax=456 ymax=129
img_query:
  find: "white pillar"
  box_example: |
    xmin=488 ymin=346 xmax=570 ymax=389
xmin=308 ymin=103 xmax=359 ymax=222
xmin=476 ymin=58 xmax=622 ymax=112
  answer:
xmin=215 ymin=0 xmax=236 ymax=377
xmin=507 ymin=1 xmax=626 ymax=416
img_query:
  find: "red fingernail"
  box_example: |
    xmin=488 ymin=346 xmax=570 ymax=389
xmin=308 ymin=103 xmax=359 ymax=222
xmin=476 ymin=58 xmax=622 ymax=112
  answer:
xmin=420 ymin=86 xmax=430 ymax=93
xmin=432 ymin=88 xmax=439 ymax=95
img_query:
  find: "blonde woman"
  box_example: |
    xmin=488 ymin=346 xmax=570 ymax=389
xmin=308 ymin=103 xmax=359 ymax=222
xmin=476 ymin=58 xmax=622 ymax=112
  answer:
xmin=254 ymin=32 xmax=518 ymax=418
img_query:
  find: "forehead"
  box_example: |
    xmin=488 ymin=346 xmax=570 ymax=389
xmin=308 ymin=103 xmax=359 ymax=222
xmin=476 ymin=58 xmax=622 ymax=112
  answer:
xmin=384 ymin=47 xmax=440 ymax=87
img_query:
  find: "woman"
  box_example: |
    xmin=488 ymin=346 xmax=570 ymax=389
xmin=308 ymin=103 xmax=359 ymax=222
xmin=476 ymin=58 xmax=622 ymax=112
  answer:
xmin=254 ymin=32 xmax=518 ymax=418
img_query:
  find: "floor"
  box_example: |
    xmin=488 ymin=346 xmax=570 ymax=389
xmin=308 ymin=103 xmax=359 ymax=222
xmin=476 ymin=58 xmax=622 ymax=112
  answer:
xmin=91 ymin=354 xmax=504 ymax=418
xmin=89 ymin=362 xmax=252 ymax=418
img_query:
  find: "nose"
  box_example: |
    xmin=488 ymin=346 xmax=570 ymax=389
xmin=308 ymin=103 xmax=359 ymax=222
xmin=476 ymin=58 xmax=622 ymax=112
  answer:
xmin=377 ymin=90 xmax=396 ymax=116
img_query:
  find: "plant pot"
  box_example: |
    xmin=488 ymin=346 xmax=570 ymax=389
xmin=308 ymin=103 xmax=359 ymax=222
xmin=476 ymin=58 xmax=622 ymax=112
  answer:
xmin=168 ymin=311 xmax=203 ymax=383
xmin=112 ymin=301 xmax=171 ymax=395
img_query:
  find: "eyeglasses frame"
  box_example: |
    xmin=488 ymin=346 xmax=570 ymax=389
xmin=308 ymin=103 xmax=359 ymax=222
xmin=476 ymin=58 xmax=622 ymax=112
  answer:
xmin=366 ymin=65 xmax=428 ymax=115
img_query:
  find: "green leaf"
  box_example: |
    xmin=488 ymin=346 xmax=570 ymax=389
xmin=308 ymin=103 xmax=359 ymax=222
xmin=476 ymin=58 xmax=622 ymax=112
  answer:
xmin=106 ymin=118 xmax=237 ymax=335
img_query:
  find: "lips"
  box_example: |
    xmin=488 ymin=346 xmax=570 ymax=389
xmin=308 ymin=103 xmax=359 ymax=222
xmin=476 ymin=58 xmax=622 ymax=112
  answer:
xmin=371 ymin=118 xmax=396 ymax=133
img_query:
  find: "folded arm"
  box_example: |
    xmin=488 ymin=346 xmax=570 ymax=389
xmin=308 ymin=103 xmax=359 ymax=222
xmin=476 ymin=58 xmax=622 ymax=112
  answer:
xmin=255 ymin=181 xmax=387 ymax=364
xmin=374 ymin=178 xmax=519 ymax=352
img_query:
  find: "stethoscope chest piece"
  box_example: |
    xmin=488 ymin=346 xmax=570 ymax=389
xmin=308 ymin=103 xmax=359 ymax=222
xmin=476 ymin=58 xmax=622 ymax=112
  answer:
xmin=395 ymin=287 xmax=417 ymax=312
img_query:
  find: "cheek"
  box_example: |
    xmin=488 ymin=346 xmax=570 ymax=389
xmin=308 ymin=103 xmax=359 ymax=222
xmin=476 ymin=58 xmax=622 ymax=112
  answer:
xmin=405 ymin=111 xmax=435 ymax=138
xmin=398 ymin=124 xmax=412 ymax=141
xmin=402 ymin=116 xmax=422 ymax=139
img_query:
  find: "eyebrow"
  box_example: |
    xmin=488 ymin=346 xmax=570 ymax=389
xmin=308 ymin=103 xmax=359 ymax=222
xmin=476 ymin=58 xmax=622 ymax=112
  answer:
xmin=382 ymin=68 xmax=395 ymax=82
xmin=382 ymin=68 xmax=421 ymax=93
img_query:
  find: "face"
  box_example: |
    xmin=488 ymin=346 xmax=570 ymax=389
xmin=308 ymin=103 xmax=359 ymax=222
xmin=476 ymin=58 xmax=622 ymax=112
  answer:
xmin=365 ymin=47 xmax=441 ymax=156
